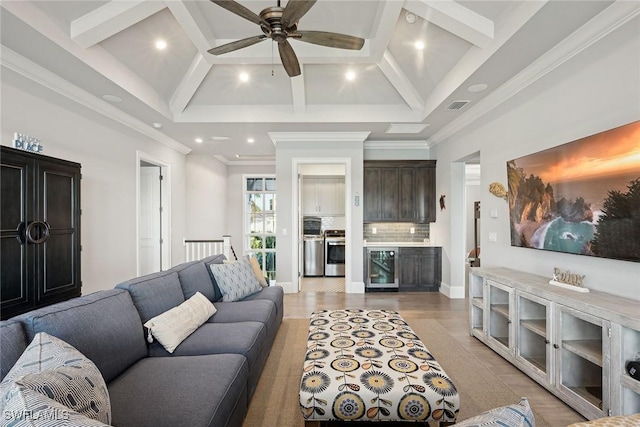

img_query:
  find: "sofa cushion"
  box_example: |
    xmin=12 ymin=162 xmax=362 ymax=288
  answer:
xmin=1 ymin=332 xmax=111 ymax=424
xmin=108 ymin=354 xmax=249 ymax=427
xmin=241 ymin=285 xmax=284 ymax=316
xmin=116 ymin=270 xmax=185 ymax=323
xmin=453 ymin=397 xmax=535 ymax=426
xmin=0 ymin=320 xmax=27 ymax=381
xmin=16 ymin=289 xmax=148 ymax=384
xmin=209 ymin=300 xmax=276 ymax=326
xmin=1 ymin=383 xmax=110 ymax=426
xmin=144 ymin=292 xmax=217 ymax=353
xmin=171 ymin=260 xmax=216 ymax=302
xmin=147 ymin=321 xmax=266 ymax=369
xmin=209 ymin=257 xmax=261 ymax=302
xmin=202 ymin=254 xmax=227 ymax=301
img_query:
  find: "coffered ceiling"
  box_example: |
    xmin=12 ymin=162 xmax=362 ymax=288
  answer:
xmin=1 ymin=0 xmax=636 ymax=162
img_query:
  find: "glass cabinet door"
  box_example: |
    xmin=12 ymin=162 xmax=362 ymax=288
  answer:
xmin=555 ymin=305 xmax=610 ymax=419
xmin=487 ymin=280 xmax=513 ymax=355
xmin=516 ymin=292 xmax=552 ymax=385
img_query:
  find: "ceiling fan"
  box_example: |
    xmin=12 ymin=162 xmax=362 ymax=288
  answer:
xmin=207 ymin=0 xmax=365 ymax=77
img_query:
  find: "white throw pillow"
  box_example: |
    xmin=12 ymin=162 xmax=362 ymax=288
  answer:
xmin=248 ymin=255 xmax=268 ymax=287
xmin=209 ymin=256 xmax=262 ymax=301
xmin=0 ymin=332 xmax=111 ymax=424
xmin=144 ymin=291 xmax=216 ymax=353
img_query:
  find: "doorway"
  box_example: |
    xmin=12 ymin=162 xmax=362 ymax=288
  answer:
xmin=137 ymin=153 xmax=170 ymax=275
xmin=294 ymin=160 xmax=350 ymax=293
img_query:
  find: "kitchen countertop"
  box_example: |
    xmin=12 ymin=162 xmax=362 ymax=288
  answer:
xmin=363 ymin=241 xmax=441 ymax=247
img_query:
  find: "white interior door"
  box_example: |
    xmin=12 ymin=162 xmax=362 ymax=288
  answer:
xmin=139 ymin=165 xmax=161 ymax=275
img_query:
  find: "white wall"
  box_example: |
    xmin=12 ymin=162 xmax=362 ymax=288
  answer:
xmin=432 ymin=15 xmax=640 ymax=300
xmin=1 ymin=77 xmax=188 ymax=295
xmin=185 ymin=154 xmax=227 ymax=240
xmin=275 ymin=139 xmax=364 ymax=293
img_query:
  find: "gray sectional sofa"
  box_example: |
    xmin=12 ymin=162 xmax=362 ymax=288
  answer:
xmin=0 ymin=254 xmax=283 ymax=427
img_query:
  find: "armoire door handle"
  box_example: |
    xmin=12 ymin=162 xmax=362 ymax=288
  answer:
xmin=26 ymin=220 xmax=50 ymax=244
xmin=16 ymin=222 xmax=26 ymax=244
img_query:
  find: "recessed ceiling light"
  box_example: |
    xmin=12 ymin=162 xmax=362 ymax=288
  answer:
xmin=239 ymin=72 xmax=249 ymax=82
xmin=155 ymin=39 xmax=167 ymax=50
xmin=247 ymin=138 xmax=255 ymax=143
xmin=414 ymin=40 xmax=425 ymax=50
xmin=345 ymin=70 xmax=356 ymax=81
xmin=102 ymin=94 xmax=122 ymax=103
xmin=195 ymin=138 xmax=203 ymax=143
xmin=405 ymin=11 xmax=417 ymax=24
xmin=152 ymin=122 xmax=163 ymax=129
xmin=468 ymin=83 xmax=488 ymax=93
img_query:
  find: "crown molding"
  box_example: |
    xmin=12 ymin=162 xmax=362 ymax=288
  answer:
xmin=269 ymin=132 xmax=371 ymax=145
xmin=364 ymin=141 xmax=429 ymax=150
xmin=1 ymin=46 xmax=191 ymax=154
xmin=213 ymin=155 xmax=275 ymax=166
xmin=429 ymin=0 xmax=640 ymax=146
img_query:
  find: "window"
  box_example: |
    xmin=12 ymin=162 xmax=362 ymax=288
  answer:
xmin=244 ymin=176 xmax=276 ymax=280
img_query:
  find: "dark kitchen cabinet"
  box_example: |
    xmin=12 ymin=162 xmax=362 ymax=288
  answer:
xmin=363 ymin=167 xmax=399 ymax=221
xmin=398 ymin=247 xmax=441 ymax=291
xmin=364 ymin=160 xmax=436 ymax=223
xmin=1 ymin=146 xmax=81 ymax=320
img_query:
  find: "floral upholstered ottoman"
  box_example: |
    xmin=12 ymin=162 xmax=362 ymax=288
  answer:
xmin=299 ymin=309 xmax=460 ymax=425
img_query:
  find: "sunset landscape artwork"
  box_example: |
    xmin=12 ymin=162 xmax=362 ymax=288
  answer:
xmin=507 ymin=120 xmax=640 ymax=262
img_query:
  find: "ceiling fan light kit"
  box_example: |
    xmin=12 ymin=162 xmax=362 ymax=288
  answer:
xmin=208 ymin=0 xmax=365 ymax=77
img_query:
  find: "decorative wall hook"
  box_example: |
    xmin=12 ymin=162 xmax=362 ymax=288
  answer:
xmin=439 ymin=194 xmax=446 ymax=210
xmin=489 ymin=182 xmax=508 ymax=200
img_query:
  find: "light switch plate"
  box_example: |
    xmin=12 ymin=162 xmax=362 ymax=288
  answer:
xmin=488 ymin=232 xmax=497 ymax=242
xmin=490 ymin=209 xmax=498 ymax=218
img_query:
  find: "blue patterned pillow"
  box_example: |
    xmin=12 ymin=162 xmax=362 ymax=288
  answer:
xmin=209 ymin=256 xmax=261 ymax=302
xmin=1 ymin=383 xmax=110 ymax=426
xmin=0 ymin=332 xmax=111 ymax=424
xmin=453 ymin=397 xmax=535 ymax=427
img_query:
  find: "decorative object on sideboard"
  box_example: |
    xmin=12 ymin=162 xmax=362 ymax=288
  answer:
xmin=488 ymin=182 xmax=508 ymax=200
xmin=439 ymin=194 xmax=446 ymax=210
xmin=549 ymin=267 xmax=589 ymax=293
xmin=13 ymin=132 xmax=44 ymax=153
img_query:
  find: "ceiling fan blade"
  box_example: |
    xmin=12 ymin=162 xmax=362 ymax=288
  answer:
xmin=281 ymin=0 xmax=317 ymax=29
xmin=208 ymin=35 xmax=267 ymax=55
xmin=278 ymin=40 xmax=301 ymax=77
xmin=295 ymin=30 xmax=365 ymax=50
xmin=210 ymin=0 xmax=267 ymax=26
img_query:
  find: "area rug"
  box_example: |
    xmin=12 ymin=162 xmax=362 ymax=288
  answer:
xmin=244 ymin=317 xmax=551 ymax=426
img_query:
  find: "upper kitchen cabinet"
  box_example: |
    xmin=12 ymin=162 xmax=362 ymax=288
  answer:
xmin=363 ymin=167 xmax=399 ymax=221
xmin=364 ymin=161 xmax=436 ymax=223
xmin=302 ymin=176 xmax=345 ymax=216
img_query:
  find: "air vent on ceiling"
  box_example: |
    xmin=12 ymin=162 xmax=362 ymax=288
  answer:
xmin=446 ymin=100 xmax=470 ymax=111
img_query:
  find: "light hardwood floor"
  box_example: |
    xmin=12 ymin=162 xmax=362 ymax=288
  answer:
xmin=283 ymin=289 xmax=586 ymax=426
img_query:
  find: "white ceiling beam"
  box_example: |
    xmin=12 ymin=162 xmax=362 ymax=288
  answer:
xmin=368 ymin=1 xmax=405 ymax=61
xmin=429 ymin=0 xmax=640 ymax=146
xmin=0 ymin=47 xmax=191 ymax=154
xmin=170 ymin=54 xmax=212 ymax=115
xmin=176 ymin=104 xmax=423 ymax=123
xmin=420 ymin=1 xmax=547 ymax=122
xmin=378 ymin=50 xmax=424 ymax=111
xmin=404 ymin=0 xmax=494 ymax=48
xmin=290 ymin=72 xmax=306 ymax=114
xmin=3 ymin=0 xmax=172 ymax=119
xmin=70 ymin=0 xmax=165 ymax=48
xmin=165 ymin=1 xmax=215 ymax=54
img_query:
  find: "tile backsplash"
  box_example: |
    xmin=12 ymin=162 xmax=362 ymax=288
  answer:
xmin=363 ymin=223 xmax=430 ymax=243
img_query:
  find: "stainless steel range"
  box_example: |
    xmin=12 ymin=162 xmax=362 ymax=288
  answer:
xmin=324 ymin=229 xmax=345 ymax=277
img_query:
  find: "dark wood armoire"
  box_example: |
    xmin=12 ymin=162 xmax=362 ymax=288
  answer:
xmin=1 ymin=145 xmax=81 ymax=320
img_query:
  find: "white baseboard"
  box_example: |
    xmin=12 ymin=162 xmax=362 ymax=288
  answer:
xmin=280 ymin=282 xmax=297 ymax=293
xmin=440 ymin=282 xmax=465 ymax=299
xmin=347 ymin=282 xmax=365 ymax=294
